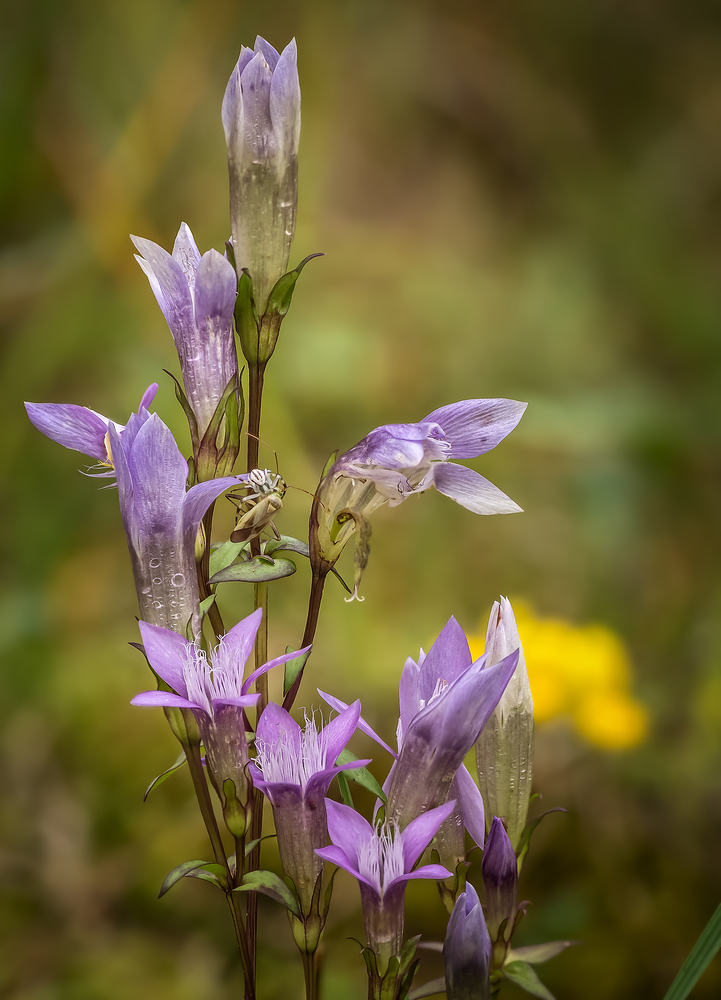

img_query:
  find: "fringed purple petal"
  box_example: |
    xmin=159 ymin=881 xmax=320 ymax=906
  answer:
xmin=401 ymin=799 xmax=456 ymax=871
xmin=303 ymin=758 xmax=372 ymax=805
xmin=25 ymin=402 xmax=109 ymax=461
xmin=423 ymin=399 xmax=527 ymax=458
xmin=315 ymin=845 xmax=371 ymax=885
xmin=138 ymin=620 xmax=191 ymax=697
xmin=432 ymin=463 xmax=522 ymax=514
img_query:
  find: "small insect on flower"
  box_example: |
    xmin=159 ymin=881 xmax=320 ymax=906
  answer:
xmin=228 ymin=467 xmax=287 ymax=543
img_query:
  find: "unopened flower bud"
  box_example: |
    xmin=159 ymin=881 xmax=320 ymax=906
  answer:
xmin=476 ymin=597 xmax=534 ymax=851
xmin=222 ymin=37 xmax=300 ymax=314
xmin=443 ymin=884 xmax=491 ymax=1000
xmin=481 ymin=817 xmax=518 ymax=942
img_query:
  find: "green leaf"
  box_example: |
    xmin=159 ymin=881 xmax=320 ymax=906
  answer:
xmin=158 ymin=859 xmax=211 ymax=898
xmin=503 ymin=961 xmax=556 ymax=999
xmin=264 ymin=253 xmax=324 ymax=319
xmin=407 ymin=977 xmax=446 ymax=999
xmin=235 ymin=269 xmax=261 ymax=365
xmin=663 ymin=903 xmax=721 ymax=1000
xmin=337 ymin=772 xmax=354 ymax=807
xmin=264 ymin=535 xmax=310 ymax=558
xmin=144 ymin=749 xmax=187 ymax=801
xmin=210 ymin=556 xmax=297 ymax=584
xmin=516 ymin=808 xmax=567 ymax=869
xmin=234 ymin=870 xmax=301 ymax=919
xmin=209 ymin=540 xmax=248 ymax=578
xmin=322 ymin=865 xmax=339 ymax=919
xmin=283 ymin=646 xmax=312 ymax=697
xmin=507 ymin=941 xmax=579 ymax=965
xmin=186 ymin=866 xmax=227 ymax=890
xmin=335 ymin=749 xmax=387 ymax=803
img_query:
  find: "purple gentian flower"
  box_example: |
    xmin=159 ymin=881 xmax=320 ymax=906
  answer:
xmin=481 ymin=817 xmax=519 ymax=942
xmin=110 ymin=413 xmax=239 ymax=635
xmin=321 ymin=617 xmax=518 ymax=833
xmin=25 ymin=383 xmax=157 ymax=476
xmin=250 ymin=701 xmax=370 ymax=914
xmin=476 ymin=598 xmax=534 ymax=850
xmin=443 ymin=883 xmax=492 ymax=1000
xmin=311 ymin=398 xmax=526 ymax=599
xmin=132 ymin=224 xmax=240 ymax=472
xmin=316 ymin=799 xmax=454 ymax=967
xmin=132 ymin=609 xmax=309 ymax=807
xmin=222 ymin=37 xmax=300 ymax=311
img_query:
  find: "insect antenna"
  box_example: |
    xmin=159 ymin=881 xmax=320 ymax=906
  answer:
xmin=285 ymin=484 xmax=327 ymax=510
xmin=244 ymin=431 xmax=280 ymax=475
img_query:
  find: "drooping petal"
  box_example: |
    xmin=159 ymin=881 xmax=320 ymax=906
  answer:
xmin=211 ymin=694 xmax=260 ymax=711
xmin=319 ymin=689 xmax=397 ymax=758
xmin=241 ymin=645 xmax=312 ymax=696
xmin=432 ymin=463 xmax=522 ymax=514
xmin=456 ymin=764 xmax=485 ymax=848
xmin=386 ymin=863 xmax=452 ymax=888
xmin=138 ymin=620 xmax=192 ymax=697
xmin=322 ymin=700 xmax=362 ymax=765
xmin=181 ymin=475 xmax=241 ymax=541
xmin=401 ymin=799 xmax=456 ymax=872
xmin=424 ymin=399 xmax=527 ymax=459
xmin=130 ymin=690 xmax=199 ymax=710
xmin=25 ymin=402 xmax=111 ymax=461
xmin=417 ymin=616 xmax=473 ymax=706
xmin=138 ymin=383 xmax=159 ymax=413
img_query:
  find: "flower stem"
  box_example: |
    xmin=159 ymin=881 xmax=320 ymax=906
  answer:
xmin=283 ymin=570 xmax=326 ymax=712
xmin=302 ymin=950 xmax=319 ymax=1000
xmin=246 ymin=363 xmax=266 ymax=471
xmin=198 ymin=502 xmax=225 ymax=641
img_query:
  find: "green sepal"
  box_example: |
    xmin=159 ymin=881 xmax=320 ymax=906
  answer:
xmin=209 ymin=539 xmax=249 ymax=578
xmin=164 ymin=369 xmax=200 ymax=455
xmin=234 ymin=869 xmax=302 ymax=919
xmin=158 ymin=859 xmax=213 ymax=898
xmin=406 ymin=977 xmax=446 ymax=999
xmin=337 ymin=771 xmax=354 ymax=807
xmin=235 ymin=269 xmax=261 ymax=366
xmin=283 ymin=646 xmax=312 ymax=697
xmin=502 ymin=961 xmax=556 ymax=999
xmin=507 ymin=941 xmax=579 ymax=965
xmin=195 ymin=372 xmax=242 ymax=481
xmin=254 ymin=253 xmax=324 ymax=365
xmin=335 ymin=748 xmax=386 ymax=803
xmin=143 ymin=749 xmax=187 ymax=801
xmin=210 ymin=556 xmax=297 ymax=584
xmin=199 ymin=595 xmax=216 ymax=621
xmin=321 ymin=865 xmax=339 ymax=919
xmin=516 ymin=808 xmax=567 ymax=870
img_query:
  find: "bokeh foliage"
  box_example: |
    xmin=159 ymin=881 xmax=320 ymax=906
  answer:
xmin=2 ymin=0 xmax=721 ymax=997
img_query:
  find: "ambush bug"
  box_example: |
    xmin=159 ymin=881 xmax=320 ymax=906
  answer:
xmin=228 ymin=467 xmax=287 ymax=543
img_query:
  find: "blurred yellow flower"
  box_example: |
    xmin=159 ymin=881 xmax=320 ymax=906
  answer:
xmin=468 ymin=601 xmax=648 ymax=750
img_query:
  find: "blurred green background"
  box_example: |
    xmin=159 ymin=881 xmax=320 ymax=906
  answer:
xmin=3 ymin=0 xmax=721 ymax=996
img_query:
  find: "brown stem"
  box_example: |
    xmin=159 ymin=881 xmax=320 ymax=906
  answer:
xmin=302 ymin=950 xmax=319 ymax=1000
xmin=185 ymin=740 xmax=228 ymax=868
xmin=283 ymin=570 xmax=327 ymax=712
xmin=246 ymin=363 xmax=266 ymax=471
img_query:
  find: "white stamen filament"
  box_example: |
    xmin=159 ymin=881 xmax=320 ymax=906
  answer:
xmin=357 ymin=823 xmax=404 ymax=897
xmin=182 ymin=636 xmax=245 ymax=716
xmin=418 ymin=677 xmax=449 ymax=713
xmin=255 ymin=711 xmax=328 ymax=790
